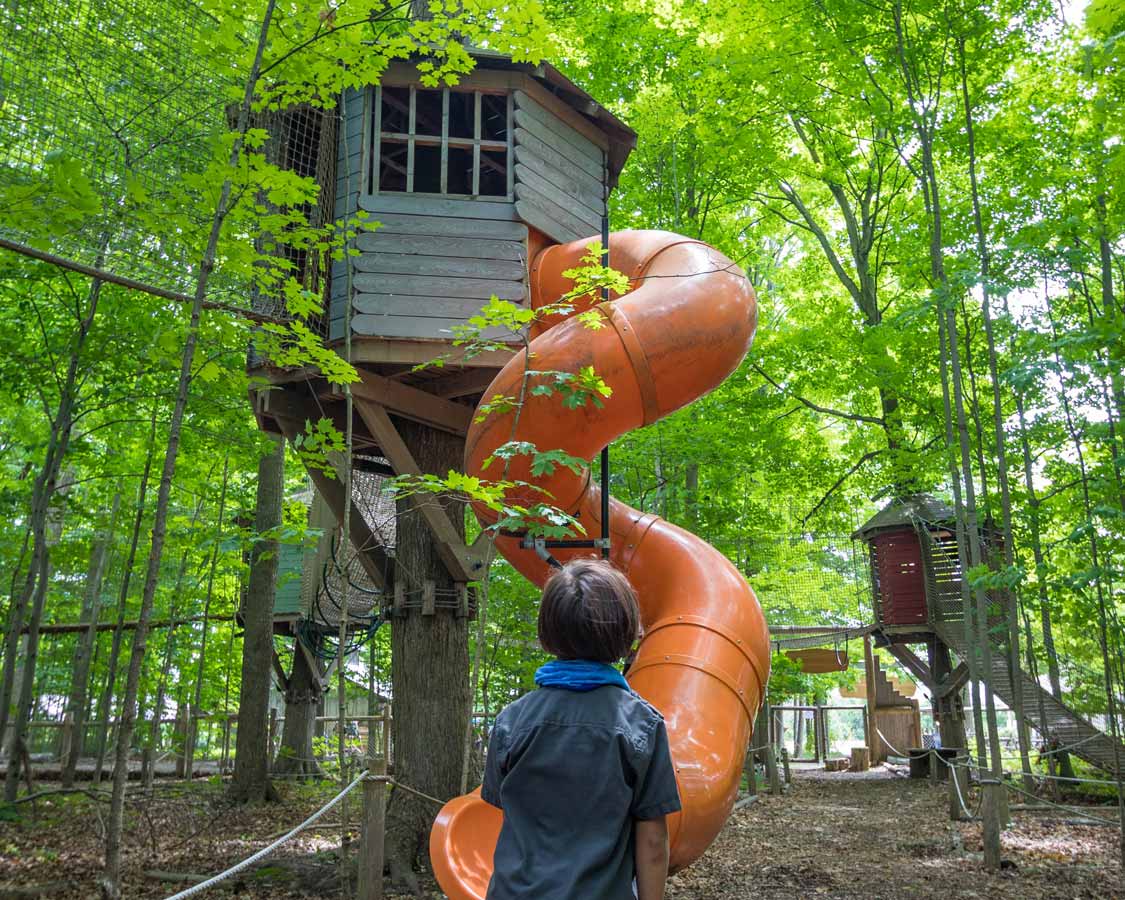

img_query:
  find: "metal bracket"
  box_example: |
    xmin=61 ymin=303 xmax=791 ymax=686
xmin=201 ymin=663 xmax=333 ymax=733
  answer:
xmin=520 ymin=535 xmax=611 ymax=569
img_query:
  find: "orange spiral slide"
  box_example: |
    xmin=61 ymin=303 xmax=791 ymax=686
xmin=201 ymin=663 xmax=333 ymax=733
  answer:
xmin=429 ymin=230 xmax=771 ymax=899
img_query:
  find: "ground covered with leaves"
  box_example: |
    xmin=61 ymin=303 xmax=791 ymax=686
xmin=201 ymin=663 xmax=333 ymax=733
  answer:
xmin=0 ymin=768 xmax=1119 ymax=898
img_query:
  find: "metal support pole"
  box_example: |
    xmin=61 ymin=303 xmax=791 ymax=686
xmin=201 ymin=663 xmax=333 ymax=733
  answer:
xmin=600 ymin=209 xmax=611 ymax=561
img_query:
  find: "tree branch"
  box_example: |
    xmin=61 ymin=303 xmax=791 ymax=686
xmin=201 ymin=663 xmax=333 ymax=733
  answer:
xmin=752 ymin=364 xmax=885 ymax=427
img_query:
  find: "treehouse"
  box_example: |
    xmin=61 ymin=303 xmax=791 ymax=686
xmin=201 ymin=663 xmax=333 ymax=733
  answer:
xmin=248 ymin=50 xmax=636 ymax=613
xmin=853 ymin=494 xmax=961 ymax=632
xmin=325 ymin=52 xmax=635 ymax=355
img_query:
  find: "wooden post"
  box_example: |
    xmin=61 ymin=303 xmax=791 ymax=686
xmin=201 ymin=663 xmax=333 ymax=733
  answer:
xmin=780 ymin=747 xmax=791 ymax=785
xmin=863 ymin=635 xmax=879 ymax=764
xmin=58 ymin=713 xmax=74 ymax=764
xmin=358 ymin=755 xmax=387 ymax=899
xmin=948 ymin=753 xmax=969 ymax=821
xmin=744 ymin=749 xmax=758 ymax=796
xmin=141 ymin=746 xmax=154 ymax=790
xmin=184 ymin=711 xmax=196 ymax=781
xmin=268 ymin=707 xmax=278 ymax=761
xmin=981 ymin=781 xmax=1004 ymax=869
xmin=930 ymin=747 xmax=939 ymax=787
xmin=765 ymin=746 xmax=781 ymax=795
xmin=174 ymin=705 xmax=188 ymax=778
xmin=221 ymin=715 xmax=232 ymax=771
xmin=421 ymin=580 xmax=436 ymax=616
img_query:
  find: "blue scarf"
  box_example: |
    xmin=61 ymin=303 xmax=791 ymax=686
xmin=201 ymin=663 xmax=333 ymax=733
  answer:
xmin=534 ymin=659 xmax=630 ymax=692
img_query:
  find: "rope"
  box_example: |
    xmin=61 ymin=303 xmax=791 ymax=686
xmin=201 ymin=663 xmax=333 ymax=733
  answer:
xmin=875 ymin=726 xmax=908 ymax=759
xmin=161 ymin=771 xmax=367 ymax=899
xmin=1003 ymin=781 xmax=1120 ymax=827
xmin=931 ymin=751 xmax=977 ymax=820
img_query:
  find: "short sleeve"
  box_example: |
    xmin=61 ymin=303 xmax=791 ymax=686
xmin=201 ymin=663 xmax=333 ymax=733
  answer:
xmin=630 ymin=719 xmax=682 ymax=820
xmin=481 ymin=721 xmax=506 ymax=808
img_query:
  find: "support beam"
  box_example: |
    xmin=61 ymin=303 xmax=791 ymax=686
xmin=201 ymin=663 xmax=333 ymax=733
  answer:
xmin=270 ymin=393 xmax=395 ymax=591
xmin=346 ymin=370 xmax=474 ymax=435
xmin=271 ymin=648 xmax=290 ymax=693
xmin=297 ymin=638 xmax=327 ymax=693
xmin=886 ymin=644 xmax=937 ymax=693
xmin=432 ymin=367 xmax=500 ymax=400
xmin=352 ymin=398 xmax=485 ymax=583
xmin=22 ymin=615 xmax=234 ymax=635
xmin=935 ymin=663 xmax=969 ymax=699
xmin=864 ymin=635 xmax=879 ymax=763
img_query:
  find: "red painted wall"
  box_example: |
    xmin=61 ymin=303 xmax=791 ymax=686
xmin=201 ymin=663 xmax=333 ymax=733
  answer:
xmin=871 ymin=528 xmax=928 ymax=625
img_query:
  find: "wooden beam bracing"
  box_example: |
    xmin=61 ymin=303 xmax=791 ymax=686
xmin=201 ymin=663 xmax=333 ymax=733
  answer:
xmin=352 ymin=398 xmax=484 ymax=583
xmin=346 ymin=369 xmax=474 ymax=436
xmin=270 ymin=393 xmax=394 ymax=592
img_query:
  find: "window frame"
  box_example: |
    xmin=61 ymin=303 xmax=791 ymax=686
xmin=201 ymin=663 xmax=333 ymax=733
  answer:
xmin=370 ymin=84 xmax=514 ymax=201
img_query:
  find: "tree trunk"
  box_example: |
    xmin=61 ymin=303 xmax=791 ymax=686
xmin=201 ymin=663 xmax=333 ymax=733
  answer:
xmin=62 ymin=492 xmax=121 ymax=787
xmin=0 ymin=524 xmax=32 ymax=736
xmin=385 ymin=418 xmax=469 ymax=890
xmin=274 ymin=644 xmax=323 ymax=777
xmin=100 ymin=10 xmax=275 ymax=892
xmin=4 ymin=544 xmax=51 ymax=799
xmin=1 ymin=267 xmax=105 ymax=786
xmin=186 ymin=454 xmax=230 ymax=776
xmin=684 ymin=462 xmax=699 ymax=529
xmin=93 ymin=404 xmax=159 ymax=785
xmin=228 ymin=437 xmax=285 ymax=803
xmin=957 ymin=37 xmax=1034 ymax=788
xmin=144 ymin=526 xmax=200 ymax=783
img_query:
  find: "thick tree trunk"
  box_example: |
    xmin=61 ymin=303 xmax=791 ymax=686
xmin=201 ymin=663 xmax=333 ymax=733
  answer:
xmin=62 ymin=493 xmax=120 ymax=787
xmin=273 ymin=644 xmax=323 ymax=777
xmin=228 ymin=437 xmax=285 ymax=803
xmin=385 ymin=418 xmax=469 ymax=890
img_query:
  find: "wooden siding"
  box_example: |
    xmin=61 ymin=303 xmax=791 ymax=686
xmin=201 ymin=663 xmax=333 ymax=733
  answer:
xmin=330 ymin=87 xmax=368 ymax=338
xmin=338 ymin=196 xmax=529 ymax=343
xmin=512 ymin=91 xmax=606 ymax=244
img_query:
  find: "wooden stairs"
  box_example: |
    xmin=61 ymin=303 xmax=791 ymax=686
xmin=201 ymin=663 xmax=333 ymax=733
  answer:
xmin=932 ymin=621 xmax=1124 ymax=776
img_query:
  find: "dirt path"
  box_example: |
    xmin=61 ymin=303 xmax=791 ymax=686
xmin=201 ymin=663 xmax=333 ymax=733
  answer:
xmin=668 ymin=769 xmax=1121 ymax=899
xmin=0 ymin=768 xmax=1119 ymax=897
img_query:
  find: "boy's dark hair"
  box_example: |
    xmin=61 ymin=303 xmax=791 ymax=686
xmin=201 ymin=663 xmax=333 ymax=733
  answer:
xmin=538 ymin=559 xmax=640 ymax=663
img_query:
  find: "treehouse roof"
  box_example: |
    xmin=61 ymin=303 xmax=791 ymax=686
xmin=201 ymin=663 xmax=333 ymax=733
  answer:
xmin=852 ymin=494 xmax=955 ymax=541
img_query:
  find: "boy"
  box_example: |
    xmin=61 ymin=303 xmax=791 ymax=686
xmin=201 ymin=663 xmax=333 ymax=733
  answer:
xmin=481 ymin=559 xmax=681 ymax=900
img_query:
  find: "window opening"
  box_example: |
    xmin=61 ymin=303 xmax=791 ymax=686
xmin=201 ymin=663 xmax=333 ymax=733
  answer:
xmin=373 ymin=85 xmax=510 ymax=198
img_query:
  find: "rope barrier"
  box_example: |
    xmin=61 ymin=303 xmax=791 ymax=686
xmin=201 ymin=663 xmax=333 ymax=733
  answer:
xmin=1003 ymin=781 xmax=1120 ymax=827
xmin=161 ymin=772 xmax=446 ymax=898
xmin=874 ymin=726 xmax=908 ymax=759
xmin=161 ymin=771 xmax=368 ymax=899
xmin=931 ymin=750 xmax=977 ymax=820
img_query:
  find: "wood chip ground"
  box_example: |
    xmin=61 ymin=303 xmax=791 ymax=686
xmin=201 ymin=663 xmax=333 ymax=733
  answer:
xmin=0 ymin=768 xmax=1119 ymax=898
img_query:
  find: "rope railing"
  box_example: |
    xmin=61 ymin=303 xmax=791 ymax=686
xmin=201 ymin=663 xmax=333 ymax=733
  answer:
xmin=875 ymin=726 xmax=1120 ymax=826
xmin=161 ymin=770 xmax=444 ymax=899
xmin=162 ymin=770 xmax=369 ymax=899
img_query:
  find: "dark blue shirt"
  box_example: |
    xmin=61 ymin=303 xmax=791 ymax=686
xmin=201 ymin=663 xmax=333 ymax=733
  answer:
xmin=481 ymin=685 xmax=681 ymax=900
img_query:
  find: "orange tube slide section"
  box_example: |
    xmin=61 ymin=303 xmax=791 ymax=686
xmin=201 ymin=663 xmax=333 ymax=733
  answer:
xmin=429 ymin=230 xmax=771 ymax=899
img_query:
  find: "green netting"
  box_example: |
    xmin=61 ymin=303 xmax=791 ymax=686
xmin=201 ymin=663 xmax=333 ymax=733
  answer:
xmin=0 ymin=0 xmax=239 ymax=299
xmin=716 ymin=534 xmax=872 ymax=631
